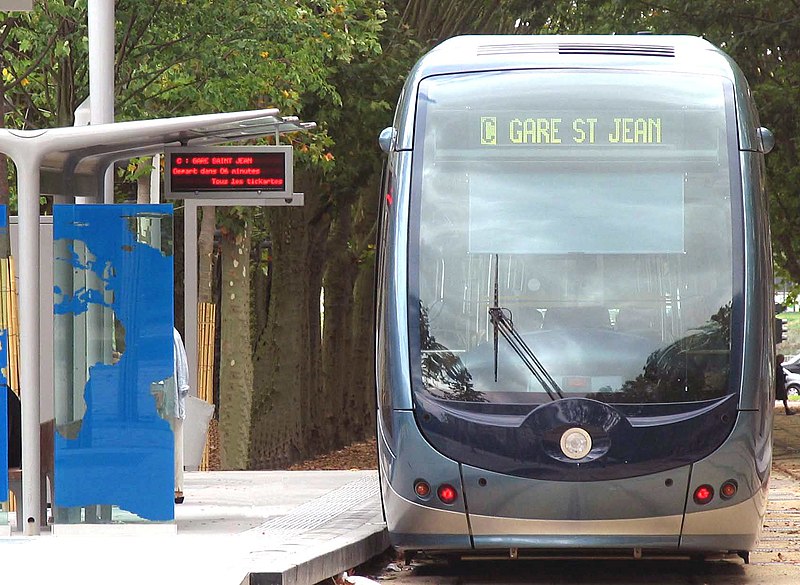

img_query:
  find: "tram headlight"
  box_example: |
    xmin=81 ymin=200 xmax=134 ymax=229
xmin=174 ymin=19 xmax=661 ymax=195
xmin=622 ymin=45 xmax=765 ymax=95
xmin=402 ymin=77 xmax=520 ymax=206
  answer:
xmin=414 ymin=480 xmax=431 ymax=499
xmin=560 ymin=427 xmax=592 ymax=460
xmin=693 ymin=484 xmax=714 ymax=505
xmin=720 ymin=479 xmax=738 ymax=500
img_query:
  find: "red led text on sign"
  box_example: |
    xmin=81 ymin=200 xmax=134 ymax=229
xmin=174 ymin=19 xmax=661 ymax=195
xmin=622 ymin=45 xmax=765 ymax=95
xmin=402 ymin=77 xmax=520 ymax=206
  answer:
xmin=169 ymin=151 xmax=286 ymax=192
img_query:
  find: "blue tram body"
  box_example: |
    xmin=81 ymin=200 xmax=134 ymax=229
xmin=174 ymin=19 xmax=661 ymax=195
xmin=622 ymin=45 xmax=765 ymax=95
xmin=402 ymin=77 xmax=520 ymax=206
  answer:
xmin=375 ymin=35 xmax=775 ymax=560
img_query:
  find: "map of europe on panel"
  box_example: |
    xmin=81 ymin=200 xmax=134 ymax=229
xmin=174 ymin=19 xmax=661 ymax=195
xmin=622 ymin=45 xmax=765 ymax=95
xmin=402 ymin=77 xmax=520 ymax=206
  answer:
xmin=53 ymin=204 xmax=174 ymax=522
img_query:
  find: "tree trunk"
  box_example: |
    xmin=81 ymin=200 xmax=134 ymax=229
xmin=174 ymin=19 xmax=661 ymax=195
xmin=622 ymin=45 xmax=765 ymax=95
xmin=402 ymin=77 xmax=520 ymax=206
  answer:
xmin=218 ymin=221 xmax=253 ymax=470
xmin=198 ymin=206 xmax=216 ymax=304
xmin=0 ymin=153 xmax=6 ymax=208
xmin=320 ymin=207 xmax=358 ymax=450
xmin=136 ymin=160 xmax=151 ymax=204
xmin=347 ymin=191 xmax=379 ymax=439
xmin=252 ymin=239 xmax=270 ymax=348
xmin=303 ymin=200 xmax=331 ymax=454
xmin=250 ymin=206 xmax=311 ymax=468
xmin=249 ymin=170 xmax=333 ymax=467
xmin=0 ymin=83 xmax=8 ymax=208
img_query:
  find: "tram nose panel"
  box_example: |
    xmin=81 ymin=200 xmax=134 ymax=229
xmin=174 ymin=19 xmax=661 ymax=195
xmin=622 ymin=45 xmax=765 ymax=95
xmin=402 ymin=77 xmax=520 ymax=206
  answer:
xmin=524 ymin=398 xmax=630 ymax=464
xmin=460 ymin=399 xmax=691 ymax=547
xmin=413 ymin=391 xmax=738 ymax=481
xmin=460 ymin=460 xmax=689 ymax=547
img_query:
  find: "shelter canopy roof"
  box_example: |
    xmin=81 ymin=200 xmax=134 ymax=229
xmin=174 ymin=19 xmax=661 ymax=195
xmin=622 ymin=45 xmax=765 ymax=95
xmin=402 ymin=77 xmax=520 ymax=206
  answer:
xmin=0 ymin=109 xmax=314 ymax=197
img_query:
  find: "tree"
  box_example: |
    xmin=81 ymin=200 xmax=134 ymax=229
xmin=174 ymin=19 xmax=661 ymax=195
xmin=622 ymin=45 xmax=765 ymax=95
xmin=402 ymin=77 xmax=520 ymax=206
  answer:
xmin=504 ymin=1 xmax=800 ymax=286
xmin=114 ymin=1 xmax=387 ymax=469
xmin=297 ymin=0 xmax=534 ymax=457
xmin=1 ymin=0 xmax=387 ymax=469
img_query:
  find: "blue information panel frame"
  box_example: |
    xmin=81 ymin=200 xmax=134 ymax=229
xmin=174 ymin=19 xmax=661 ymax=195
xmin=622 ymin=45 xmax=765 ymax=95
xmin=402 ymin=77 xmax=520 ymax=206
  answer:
xmin=52 ymin=204 xmax=175 ymax=523
xmin=1 ymin=206 xmax=9 ymax=521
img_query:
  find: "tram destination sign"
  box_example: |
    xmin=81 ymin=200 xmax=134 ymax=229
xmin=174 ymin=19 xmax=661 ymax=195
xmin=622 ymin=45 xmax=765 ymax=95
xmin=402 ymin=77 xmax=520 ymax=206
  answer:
xmin=165 ymin=145 xmax=293 ymax=199
xmin=479 ymin=115 xmax=665 ymax=146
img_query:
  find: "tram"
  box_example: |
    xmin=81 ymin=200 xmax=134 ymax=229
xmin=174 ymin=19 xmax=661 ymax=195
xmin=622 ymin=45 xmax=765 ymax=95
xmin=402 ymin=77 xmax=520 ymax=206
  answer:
xmin=375 ymin=35 xmax=776 ymax=561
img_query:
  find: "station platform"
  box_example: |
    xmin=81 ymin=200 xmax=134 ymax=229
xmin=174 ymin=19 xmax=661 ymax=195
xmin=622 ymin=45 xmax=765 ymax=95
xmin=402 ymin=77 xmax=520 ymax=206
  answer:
xmin=1 ymin=469 xmax=388 ymax=585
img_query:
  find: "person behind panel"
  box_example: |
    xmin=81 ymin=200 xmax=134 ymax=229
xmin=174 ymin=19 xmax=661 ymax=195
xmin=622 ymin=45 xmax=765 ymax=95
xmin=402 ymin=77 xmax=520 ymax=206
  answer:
xmin=776 ymin=354 xmax=794 ymax=416
xmin=6 ymin=387 xmax=21 ymax=469
xmin=172 ymin=328 xmax=190 ymax=503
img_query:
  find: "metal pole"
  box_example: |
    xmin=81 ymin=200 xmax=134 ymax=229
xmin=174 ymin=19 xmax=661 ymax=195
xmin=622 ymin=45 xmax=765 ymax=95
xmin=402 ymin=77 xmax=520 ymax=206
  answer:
xmin=184 ymin=201 xmax=199 ymax=397
xmin=88 ymin=0 xmax=114 ymax=125
xmin=16 ymin=152 xmax=42 ymax=535
xmin=88 ymin=0 xmax=114 ymax=200
xmin=150 ymin=153 xmax=161 ymax=204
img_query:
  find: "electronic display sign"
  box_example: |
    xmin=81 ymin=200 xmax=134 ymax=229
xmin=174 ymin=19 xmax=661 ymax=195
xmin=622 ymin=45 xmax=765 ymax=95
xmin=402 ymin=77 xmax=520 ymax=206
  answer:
xmin=164 ymin=146 xmax=293 ymax=199
xmin=478 ymin=115 xmax=664 ymax=146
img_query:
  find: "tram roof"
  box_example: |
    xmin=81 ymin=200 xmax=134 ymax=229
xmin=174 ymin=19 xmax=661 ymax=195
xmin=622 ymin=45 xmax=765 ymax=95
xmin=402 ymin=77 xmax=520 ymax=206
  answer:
xmin=0 ymin=108 xmax=315 ymax=198
xmin=411 ymin=34 xmax=737 ymax=78
xmin=392 ymin=34 xmax=756 ymax=152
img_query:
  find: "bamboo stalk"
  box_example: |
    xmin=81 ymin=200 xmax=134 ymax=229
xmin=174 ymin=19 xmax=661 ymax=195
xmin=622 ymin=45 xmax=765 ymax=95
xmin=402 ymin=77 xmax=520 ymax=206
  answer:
xmin=8 ymin=256 xmax=20 ymax=394
xmin=197 ymin=301 xmax=216 ymax=470
xmin=0 ymin=257 xmax=20 ymax=396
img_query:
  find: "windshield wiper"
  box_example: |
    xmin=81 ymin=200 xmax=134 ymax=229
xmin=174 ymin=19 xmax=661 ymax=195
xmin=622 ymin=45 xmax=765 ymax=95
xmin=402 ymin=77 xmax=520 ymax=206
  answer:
xmin=489 ymin=255 xmax=563 ymax=401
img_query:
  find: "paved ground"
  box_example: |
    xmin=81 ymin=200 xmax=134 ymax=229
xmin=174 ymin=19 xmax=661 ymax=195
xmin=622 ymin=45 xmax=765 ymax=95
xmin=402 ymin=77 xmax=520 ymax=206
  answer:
xmin=1 ymin=470 xmax=387 ymax=585
xmin=757 ymin=404 xmax=800 ymax=565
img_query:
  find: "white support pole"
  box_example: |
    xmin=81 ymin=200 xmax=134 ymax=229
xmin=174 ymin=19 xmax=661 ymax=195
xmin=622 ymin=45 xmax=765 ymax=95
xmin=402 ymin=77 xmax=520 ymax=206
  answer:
xmin=88 ymin=0 xmax=114 ymax=126
xmin=16 ymin=152 xmax=42 ymax=535
xmin=150 ymin=153 xmax=161 ymax=204
xmin=88 ymin=0 xmax=115 ymax=201
xmin=184 ymin=201 xmax=199 ymax=397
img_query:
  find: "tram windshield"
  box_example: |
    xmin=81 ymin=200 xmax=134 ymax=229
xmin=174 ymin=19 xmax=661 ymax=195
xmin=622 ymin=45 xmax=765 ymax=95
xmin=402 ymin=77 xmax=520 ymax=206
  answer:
xmin=412 ymin=70 xmax=736 ymax=405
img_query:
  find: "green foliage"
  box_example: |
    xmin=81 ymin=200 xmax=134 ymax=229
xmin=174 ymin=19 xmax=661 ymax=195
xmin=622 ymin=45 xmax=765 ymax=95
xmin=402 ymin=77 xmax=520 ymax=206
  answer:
xmin=115 ymin=1 xmax=381 ymax=120
xmin=115 ymin=156 xmax=154 ymax=183
xmin=1 ymin=1 xmax=88 ymax=128
xmin=1 ymin=1 xmax=386 ymax=205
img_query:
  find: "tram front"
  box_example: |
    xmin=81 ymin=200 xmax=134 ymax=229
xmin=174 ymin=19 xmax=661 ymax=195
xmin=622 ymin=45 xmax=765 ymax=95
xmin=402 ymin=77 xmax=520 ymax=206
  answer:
xmin=377 ymin=36 xmax=774 ymax=559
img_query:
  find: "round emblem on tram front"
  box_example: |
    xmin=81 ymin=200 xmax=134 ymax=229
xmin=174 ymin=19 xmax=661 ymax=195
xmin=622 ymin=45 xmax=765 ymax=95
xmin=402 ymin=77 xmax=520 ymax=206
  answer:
xmin=560 ymin=427 xmax=592 ymax=460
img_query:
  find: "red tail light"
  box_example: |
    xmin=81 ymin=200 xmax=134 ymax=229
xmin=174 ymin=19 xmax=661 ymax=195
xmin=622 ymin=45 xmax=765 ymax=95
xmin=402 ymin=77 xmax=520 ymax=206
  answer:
xmin=437 ymin=484 xmax=458 ymax=504
xmin=693 ymin=484 xmax=714 ymax=505
xmin=414 ymin=480 xmax=431 ymax=498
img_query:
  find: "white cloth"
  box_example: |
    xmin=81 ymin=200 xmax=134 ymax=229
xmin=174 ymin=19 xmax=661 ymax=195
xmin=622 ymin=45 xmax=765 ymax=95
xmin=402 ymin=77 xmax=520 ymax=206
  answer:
xmin=170 ymin=417 xmax=185 ymax=494
xmin=173 ymin=328 xmax=190 ymax=420
xmin=172 ymin=328 xmax=189 ymax=494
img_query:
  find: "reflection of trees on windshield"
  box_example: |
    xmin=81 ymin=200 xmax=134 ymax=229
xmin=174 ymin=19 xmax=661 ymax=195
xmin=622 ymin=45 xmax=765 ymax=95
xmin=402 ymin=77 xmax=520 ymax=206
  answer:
xmin=588 ymin=304 xmax=731 ymax=403
xmin=419 ymin=302 xmax=486 ymax=402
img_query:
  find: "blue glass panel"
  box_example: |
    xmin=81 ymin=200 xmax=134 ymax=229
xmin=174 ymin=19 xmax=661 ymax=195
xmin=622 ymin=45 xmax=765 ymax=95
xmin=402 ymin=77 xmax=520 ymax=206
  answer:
xmin=1 ymin=204 xmax=9 ymax=506
xmin=53 ymin=204 xmax=174 ymax=522
xmin=1 ymin=329 xmax=8 ymax=503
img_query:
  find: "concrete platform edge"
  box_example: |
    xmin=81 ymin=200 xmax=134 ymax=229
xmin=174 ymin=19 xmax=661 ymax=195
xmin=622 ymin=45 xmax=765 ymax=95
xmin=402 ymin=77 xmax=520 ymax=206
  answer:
xmin=52 ymin=522 xmax=178 ymax=536
xmin=247 ymin=522 xmax=390 ymax=585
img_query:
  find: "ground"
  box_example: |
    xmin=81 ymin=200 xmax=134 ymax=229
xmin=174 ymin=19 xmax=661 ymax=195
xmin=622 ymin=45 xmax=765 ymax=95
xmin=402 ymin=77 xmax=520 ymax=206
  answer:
xmin=205 ymin=420 xmax=377 ymax=471
xmin=288 ymin=438 xmax=378 ymax=470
